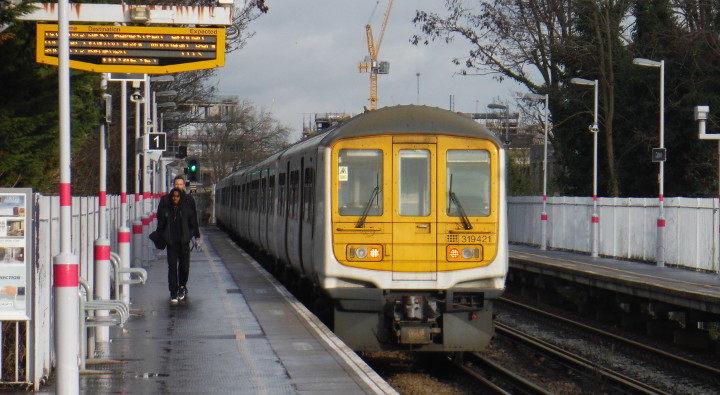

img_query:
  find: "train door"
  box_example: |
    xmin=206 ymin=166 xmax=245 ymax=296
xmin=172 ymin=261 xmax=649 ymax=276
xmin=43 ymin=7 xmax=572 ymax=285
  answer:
xmin=392 ymin=142 xmax=437 ymax=280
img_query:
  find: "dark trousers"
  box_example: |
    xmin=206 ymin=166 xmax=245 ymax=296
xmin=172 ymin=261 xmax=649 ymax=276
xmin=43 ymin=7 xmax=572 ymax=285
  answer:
xmin=166 ymin=242 xmax=190 ymax=298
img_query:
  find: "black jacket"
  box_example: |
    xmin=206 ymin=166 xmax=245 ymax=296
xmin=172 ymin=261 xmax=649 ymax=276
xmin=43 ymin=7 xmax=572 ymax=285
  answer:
xmin=157 ymin=197 xmax=199 ymax=246
xmin=157 ymin=192 xmax=200 ymax=239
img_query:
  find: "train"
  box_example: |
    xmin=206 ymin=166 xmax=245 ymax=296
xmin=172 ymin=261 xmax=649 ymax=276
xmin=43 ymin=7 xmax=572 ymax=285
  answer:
xmin=216 ymin=105 xmax=508 ymax=351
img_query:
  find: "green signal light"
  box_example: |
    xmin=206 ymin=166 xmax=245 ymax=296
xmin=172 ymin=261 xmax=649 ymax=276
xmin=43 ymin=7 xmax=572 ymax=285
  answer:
xmin=189 ymin=164 xmax=197 ymax=171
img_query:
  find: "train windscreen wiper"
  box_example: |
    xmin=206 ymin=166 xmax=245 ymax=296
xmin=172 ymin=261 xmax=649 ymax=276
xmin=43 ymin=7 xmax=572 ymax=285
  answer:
xmin=356 ymin=175 xmax=380 ymax=228
xmin=449 ymin=175 xmax=473 ymax=230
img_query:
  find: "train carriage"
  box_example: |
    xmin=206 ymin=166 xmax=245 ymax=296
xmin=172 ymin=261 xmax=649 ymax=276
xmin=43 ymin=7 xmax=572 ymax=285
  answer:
xmin=217 ymin=105 xmax=508 ymax=351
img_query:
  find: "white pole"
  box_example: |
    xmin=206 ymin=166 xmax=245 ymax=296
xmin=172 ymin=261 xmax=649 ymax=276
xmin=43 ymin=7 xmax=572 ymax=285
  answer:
xmin=94 ymin=74 xmax=111 ymax=344
xmin=541 ymin=94 xmax=548 ymax=250
xmin=55 ymin=0 xmax=80 ymax=390
xmin=134 ymin=94 xmax=141 ymax=221
xmin=591 ymin=80 xmax=599 ymax=258
xmin=142 ymin=76 xmax=151 ymax=263
xmin=657 ymin=61 xmax=666 ymax=267
xmin=119 ymin=82 xmax=131 ymax=304
xmin=133 ymin=89 xmax=143 ymax=267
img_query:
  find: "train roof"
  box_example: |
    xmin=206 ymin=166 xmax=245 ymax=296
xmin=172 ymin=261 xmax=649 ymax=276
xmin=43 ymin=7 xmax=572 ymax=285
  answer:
xmin=318 ymin=105 xmax=501 ymax=146
xmin=219 ymin=105 xmax=501 ymax=184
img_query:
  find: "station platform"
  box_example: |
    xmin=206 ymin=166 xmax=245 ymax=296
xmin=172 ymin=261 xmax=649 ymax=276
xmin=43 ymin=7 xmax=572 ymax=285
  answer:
xmin=509 ymin=244 xmax=720 ymax=315
xmin=59 ymin=226 xmax=396 ymax=394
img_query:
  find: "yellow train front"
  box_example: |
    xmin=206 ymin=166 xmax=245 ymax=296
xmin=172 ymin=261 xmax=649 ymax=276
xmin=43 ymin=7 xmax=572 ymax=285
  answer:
xmin=217 ymin=105 xmax=508 ymax=352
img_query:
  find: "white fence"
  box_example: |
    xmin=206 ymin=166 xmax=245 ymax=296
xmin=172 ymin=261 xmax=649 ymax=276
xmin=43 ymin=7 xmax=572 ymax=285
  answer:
xmin=28 ymin=194 xmax=146 ymax=389
xmin=509 ymin=196 xmax=720 ymax=272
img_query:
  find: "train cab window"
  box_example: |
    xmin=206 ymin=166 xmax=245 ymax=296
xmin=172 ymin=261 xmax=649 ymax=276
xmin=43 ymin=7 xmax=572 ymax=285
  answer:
xmin=446 ymin=150 xmax=491 ymax=217
xmin=398 ymin=149 xmax=431 ymax=216
xmin=338 ymin=149 xmax=383 ymax=216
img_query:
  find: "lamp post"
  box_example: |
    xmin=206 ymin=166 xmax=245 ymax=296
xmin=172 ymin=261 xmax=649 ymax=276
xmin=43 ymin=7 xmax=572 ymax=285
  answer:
xmin=524 ymin=93 xmax=549 ymax=250
xmin=694 ymin=105 xmax=720 ymax=272
xmin=488 ymin=103 xmax=510 ymax=146
xmin=570 ymin=77 xmax=600 ymax=258
xmin=633 ymin=57 xmax=665 ymax=267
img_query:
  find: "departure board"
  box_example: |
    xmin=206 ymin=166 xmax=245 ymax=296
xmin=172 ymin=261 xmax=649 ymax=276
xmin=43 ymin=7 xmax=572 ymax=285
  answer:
xmin=36 ymin=24 xmax=226 ymax=73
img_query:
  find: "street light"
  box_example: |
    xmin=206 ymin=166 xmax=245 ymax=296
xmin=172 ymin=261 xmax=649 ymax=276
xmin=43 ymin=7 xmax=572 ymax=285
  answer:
xmin=487 ymin=103 xmax=510 ymax=145
xmin=570 ymin=77 xmax=600 ymax=258
xmin=694 ymin=105 xmax=720 ymax=271
xmin=155 ymin=90 xmax=177 ymax=98
xmin=150 ymin=75 xmax=175 ymax=83
xmin=633 ymin=57 xmax=665 ymax=267
xmin=524 ymin=93 xmax=549 ymax=250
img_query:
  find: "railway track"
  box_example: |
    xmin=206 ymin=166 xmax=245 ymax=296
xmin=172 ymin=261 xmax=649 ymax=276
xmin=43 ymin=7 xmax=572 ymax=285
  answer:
xmin=491 ymin=322 xmax=669 ymax=394
xmin=498 ymin=297 xmax=720 ymax=388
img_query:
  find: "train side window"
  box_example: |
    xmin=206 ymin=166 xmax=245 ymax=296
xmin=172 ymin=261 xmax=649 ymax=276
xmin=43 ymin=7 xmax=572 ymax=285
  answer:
xmin=399 ymin=149 xmax=430 ymax=216
xmin=446 ymin=150 xmax=491 ymax=217
xmin=303 ymin=167 xmax=314 ymax=223
xmin=337 ymin=149 xmax=383 ymax=216
xmin=268 ymin=175 xmax=275 ymax=215
xmin=278 ymin=173 xmax=286 ymax=216
xmin=289 ymin=170 xmax=299 ymax=219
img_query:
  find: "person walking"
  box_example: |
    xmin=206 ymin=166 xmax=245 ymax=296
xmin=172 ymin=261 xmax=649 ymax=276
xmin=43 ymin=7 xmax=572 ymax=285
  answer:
xmin=158 ymin=175 xmax=202 ymax=244
xmin=157 ymin=188 xmax=198 ymax=303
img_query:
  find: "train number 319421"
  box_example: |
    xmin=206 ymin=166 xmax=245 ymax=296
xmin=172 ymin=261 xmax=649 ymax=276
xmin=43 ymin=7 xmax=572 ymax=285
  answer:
xmin=460 ymin=234 xmax=492 ymax=243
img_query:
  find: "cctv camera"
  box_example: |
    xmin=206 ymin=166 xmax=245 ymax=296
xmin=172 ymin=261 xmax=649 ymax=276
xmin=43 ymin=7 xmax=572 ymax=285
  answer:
xmin=130 ymin=90 xmax=144 ymax=103
xmin=588 ymin=124 xmax=599 ymax=133
xmin=694 ymin=105 xmax=709 ymax=121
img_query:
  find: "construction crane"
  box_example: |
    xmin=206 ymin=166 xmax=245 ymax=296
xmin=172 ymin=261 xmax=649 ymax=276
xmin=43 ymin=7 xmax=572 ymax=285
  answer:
xmin=358 ymin=0 xmax=394 ymax=110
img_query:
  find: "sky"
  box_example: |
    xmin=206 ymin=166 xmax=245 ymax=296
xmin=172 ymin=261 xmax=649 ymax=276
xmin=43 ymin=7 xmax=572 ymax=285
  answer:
xmin=213 ymin=0 xmax=523 ymax=141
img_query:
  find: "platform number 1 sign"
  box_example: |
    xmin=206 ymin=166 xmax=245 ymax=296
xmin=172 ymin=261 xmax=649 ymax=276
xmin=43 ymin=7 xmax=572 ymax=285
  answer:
xmin=148 ymin=132 xmax=167 ymax=151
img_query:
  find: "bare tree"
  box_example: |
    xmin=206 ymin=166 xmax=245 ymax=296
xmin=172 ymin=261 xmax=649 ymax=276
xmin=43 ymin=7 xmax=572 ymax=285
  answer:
xmin=412 ymin=0 xmax=632 ymax=196
xmin=196 ymin=99 xmax=291 ymax=185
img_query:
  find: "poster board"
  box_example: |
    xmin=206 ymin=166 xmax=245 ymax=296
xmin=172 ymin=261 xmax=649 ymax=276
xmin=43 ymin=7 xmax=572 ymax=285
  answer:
xmin=0 ymin=189 xmax=32 ymax=320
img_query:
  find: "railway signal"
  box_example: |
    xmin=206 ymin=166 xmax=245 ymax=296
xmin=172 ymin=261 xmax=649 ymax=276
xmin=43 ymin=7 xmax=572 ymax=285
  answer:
xmin=187 ymin=159 xmax=198 ymax=181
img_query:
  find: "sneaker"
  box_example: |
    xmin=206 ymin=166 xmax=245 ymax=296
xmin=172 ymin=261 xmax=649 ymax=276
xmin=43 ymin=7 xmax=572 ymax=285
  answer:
xmin=170 ymin=297 xmax=178 ymax=304
xmin=178 ymin=286 xmax=186 ymax=300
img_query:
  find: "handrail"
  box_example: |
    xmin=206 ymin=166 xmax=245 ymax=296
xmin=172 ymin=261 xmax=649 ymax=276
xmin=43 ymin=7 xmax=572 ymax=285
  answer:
xmin=110 ymin=252 xmax=147 ymax=301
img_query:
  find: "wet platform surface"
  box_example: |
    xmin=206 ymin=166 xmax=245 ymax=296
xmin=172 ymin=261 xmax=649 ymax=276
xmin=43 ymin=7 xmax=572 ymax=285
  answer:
xmin=57 ymin=226 xmax=395 ymax=394
xmin=509 ymin=244 xmax=720 ymax=314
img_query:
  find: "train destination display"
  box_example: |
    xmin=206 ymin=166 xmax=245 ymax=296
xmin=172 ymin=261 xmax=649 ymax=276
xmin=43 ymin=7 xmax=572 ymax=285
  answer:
xmin=36 ymin=24 xmax=226 ymax=73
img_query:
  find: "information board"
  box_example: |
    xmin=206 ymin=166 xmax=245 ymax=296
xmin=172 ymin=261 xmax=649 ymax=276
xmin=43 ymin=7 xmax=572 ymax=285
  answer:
xmin=0 ymin=189 xmax=32 ymax=320
xmin=36 ymin=24 xmax=226 ymax=74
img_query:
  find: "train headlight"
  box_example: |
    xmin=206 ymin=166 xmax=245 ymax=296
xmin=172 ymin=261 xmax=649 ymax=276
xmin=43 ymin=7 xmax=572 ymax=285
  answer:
xmin=446 ymin=245 xmax=483 ymax=262
xmin=462 ymin=247 xmax=474 ymax=259
xmin=347 ymin=245 xmax=383 ymax=261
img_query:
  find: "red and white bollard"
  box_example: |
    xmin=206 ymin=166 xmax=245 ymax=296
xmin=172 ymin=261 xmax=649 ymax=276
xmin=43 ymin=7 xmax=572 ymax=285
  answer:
xmin=93 ymin=239 xmax=111 ymax=343
xmin=117 ymin=225 xmax=131 ymax=304
xmin=132 ymin=219 xmax=143 ymax=267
